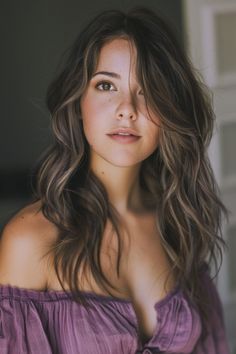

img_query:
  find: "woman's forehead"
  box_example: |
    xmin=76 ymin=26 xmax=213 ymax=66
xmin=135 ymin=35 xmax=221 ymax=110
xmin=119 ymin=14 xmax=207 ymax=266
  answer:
xmin=95 ymin=38 xmax=138 ymax=76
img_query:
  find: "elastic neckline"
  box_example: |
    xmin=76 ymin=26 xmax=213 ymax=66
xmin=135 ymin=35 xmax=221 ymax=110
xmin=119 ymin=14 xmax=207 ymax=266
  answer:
xmin=0 ymin=284 xmax=131 ymax=303
xmin=0 ymin=283 xmax=181 ymax=306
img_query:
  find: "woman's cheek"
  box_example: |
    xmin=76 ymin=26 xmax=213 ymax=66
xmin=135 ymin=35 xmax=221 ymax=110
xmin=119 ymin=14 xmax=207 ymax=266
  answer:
xmin=91 ymin=95 xmax=112 ymax=111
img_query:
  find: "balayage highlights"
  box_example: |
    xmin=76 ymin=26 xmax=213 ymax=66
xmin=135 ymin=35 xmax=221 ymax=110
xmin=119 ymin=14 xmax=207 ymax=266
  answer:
xmin=31 ymin=7 xmax=228 ymax=338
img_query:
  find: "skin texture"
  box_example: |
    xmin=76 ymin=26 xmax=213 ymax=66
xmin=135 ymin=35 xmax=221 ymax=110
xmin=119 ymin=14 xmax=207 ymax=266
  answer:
xmin=80 ymin=38 xmax=160 ymax=215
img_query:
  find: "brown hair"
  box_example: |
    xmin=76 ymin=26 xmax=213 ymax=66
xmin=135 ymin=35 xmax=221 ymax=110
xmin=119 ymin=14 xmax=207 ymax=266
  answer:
xmin=31 ymin=7 xmax=228 ymax=337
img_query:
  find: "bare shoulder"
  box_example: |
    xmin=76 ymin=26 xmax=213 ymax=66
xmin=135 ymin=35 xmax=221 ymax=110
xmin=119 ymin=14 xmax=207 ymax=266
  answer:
xmin=0 ymin=200 xmax=59 ymax=290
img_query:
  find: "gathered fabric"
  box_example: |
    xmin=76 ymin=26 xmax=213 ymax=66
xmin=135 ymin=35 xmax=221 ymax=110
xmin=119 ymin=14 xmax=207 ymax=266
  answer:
xmin=0 ymin=266 xmax=229 ymax=354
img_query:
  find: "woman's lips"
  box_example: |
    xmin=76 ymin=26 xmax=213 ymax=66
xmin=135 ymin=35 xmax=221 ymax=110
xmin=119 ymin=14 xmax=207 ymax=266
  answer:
xmin=107 ymin=134 xmax=141 ymax=143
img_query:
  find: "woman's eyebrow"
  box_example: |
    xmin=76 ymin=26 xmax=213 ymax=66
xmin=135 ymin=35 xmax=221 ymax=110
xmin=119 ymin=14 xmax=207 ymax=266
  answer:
xmin=92 ymin=71 xmax=121 ymax=79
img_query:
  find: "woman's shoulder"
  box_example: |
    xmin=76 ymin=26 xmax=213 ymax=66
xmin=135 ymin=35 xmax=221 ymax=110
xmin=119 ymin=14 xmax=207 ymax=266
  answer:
xmin=0 ymin=200 xmax=58 ymax=291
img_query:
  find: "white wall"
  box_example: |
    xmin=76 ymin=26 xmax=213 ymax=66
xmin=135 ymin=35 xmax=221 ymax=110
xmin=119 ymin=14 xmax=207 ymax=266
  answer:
xmin=183 ymin=1 xmax=236 ymax=352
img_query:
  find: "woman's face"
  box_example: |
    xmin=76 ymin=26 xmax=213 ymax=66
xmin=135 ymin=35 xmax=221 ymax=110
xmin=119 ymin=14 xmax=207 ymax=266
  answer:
xmin=80 ymin=38 xmax=160 ymax=168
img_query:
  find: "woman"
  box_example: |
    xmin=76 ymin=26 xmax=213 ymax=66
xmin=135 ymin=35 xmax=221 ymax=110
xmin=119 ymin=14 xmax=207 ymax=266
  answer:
xmin=0 ymin=7 xmax=230 ymax=354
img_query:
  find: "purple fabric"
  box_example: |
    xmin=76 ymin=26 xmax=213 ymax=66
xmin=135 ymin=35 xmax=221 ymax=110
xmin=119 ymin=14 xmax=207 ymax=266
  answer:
xmin=0 ymin=267 xmax=229 ymax=354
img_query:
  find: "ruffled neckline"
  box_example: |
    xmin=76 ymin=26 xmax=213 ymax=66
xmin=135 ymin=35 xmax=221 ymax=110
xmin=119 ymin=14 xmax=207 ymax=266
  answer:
xmin=0 ymin=263 xmax=208 ymax=305
xmin=0 ymin=283 xmax=181 ymax=307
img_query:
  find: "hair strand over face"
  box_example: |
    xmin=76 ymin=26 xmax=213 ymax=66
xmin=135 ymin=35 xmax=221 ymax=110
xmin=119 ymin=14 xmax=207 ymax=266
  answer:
xmin=30 ymin=7 xmax=228 ymax=339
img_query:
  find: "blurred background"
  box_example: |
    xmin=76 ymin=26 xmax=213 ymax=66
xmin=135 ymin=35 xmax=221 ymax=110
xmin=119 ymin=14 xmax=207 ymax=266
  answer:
xmin=1 ymin=0 xmax=235 ymax=352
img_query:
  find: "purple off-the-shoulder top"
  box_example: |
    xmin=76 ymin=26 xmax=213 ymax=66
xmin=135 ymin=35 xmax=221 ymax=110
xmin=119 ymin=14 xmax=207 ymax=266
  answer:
xmin=0 ymin=265 xmax=229 ymax=354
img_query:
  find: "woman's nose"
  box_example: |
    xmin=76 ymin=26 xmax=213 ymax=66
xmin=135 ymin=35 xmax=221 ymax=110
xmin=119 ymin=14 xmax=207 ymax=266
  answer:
xmin=116 ymin=101 xmax=137 ymax=121
xmin=117 ymin=111 xmax=136 ymax=121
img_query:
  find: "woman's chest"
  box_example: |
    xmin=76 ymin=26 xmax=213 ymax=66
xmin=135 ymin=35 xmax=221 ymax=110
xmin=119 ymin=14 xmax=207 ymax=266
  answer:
xmin=47 ymin=214 xmax=176 ymax=341
xmin=47 ymin=214 xmax=175 ymax=301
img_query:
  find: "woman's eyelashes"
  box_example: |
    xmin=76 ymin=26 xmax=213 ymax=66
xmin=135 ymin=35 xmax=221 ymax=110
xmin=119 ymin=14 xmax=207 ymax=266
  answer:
xmin=95 ymin=81 xmax=116 ymax=91
xmin=94 ymin=81 xmax=144 ymax=95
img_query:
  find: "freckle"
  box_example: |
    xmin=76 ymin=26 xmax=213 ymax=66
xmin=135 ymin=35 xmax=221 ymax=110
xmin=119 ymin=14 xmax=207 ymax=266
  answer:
xmin=101 ymin=171 xmax=105 ymax=174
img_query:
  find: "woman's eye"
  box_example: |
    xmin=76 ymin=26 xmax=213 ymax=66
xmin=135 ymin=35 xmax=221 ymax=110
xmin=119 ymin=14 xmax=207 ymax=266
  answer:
xmin=95 ymin=81 xmax=115 ymax=91
xmin=94 ymin=81 xmax=144 ymax=95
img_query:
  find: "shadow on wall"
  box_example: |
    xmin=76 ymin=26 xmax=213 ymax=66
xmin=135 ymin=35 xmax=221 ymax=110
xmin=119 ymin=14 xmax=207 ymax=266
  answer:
xmin=0 ymin=171 xmax=34 ymax=230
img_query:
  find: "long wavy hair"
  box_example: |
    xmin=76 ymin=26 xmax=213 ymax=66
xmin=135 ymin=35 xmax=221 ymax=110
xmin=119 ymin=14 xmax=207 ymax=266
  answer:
xmin=31 ymin=7 xmax=228 ymax=336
